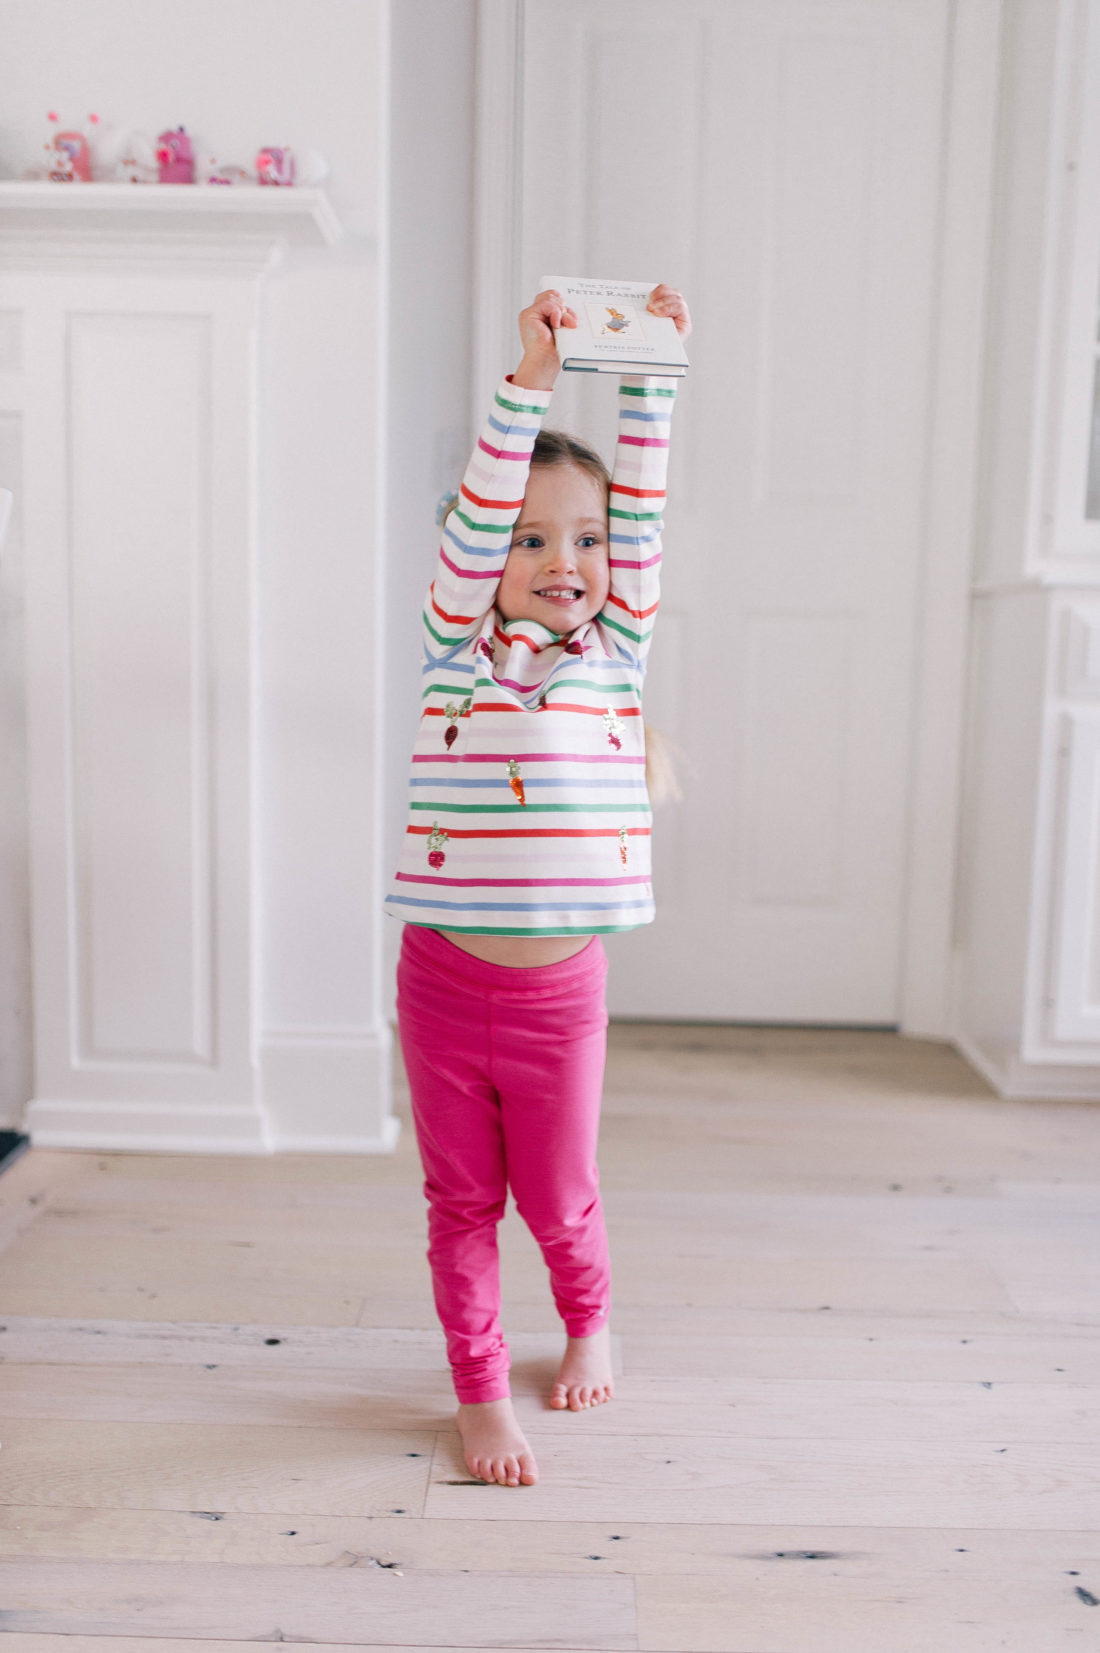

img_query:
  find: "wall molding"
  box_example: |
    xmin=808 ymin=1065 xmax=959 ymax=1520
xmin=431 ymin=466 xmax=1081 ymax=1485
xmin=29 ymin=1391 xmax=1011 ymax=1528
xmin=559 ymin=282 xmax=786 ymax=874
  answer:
xmin=0 ymin=182 xmax=345 ymax=272
xmin=471 ymin=0 xmax=523 ymax=428
xmin=898 ymin=0 xmax=1005 ymax=1040
xmin=955 ymin=1025 xmax=1100 ymax=1099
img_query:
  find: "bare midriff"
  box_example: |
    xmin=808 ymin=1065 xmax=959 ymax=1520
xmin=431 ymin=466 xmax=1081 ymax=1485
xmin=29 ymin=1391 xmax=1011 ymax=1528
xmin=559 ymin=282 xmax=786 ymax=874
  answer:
xmin=436 ymin=930 xmax=595 ymax=968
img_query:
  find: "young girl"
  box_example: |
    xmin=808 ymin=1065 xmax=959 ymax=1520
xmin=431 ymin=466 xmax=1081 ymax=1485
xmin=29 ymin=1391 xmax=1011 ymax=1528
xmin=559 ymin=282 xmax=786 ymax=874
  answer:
xmin=386 ymin=284 xmax=690 ymax=1487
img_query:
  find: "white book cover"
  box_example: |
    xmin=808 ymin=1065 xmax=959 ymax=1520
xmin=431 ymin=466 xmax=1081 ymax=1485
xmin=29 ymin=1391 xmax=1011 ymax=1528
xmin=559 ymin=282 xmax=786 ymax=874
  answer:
xmin=539 ymin=275 xmax=689 ymax=375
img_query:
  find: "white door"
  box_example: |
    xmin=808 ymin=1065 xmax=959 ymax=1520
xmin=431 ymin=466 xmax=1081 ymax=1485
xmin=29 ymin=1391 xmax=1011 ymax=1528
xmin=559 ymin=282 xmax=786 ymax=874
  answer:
xmin=515 ymin=0 xmax=953 ymax=1021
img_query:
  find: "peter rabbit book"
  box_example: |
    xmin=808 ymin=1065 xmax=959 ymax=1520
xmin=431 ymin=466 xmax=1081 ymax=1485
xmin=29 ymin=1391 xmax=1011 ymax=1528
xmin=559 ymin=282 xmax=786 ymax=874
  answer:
xmin=539 ymin=275 xmax=690 ymax=376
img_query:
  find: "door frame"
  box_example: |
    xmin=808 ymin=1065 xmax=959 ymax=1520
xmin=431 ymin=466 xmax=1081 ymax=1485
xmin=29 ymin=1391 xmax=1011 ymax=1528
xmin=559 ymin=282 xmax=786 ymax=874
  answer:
xmin=471 ymin=0 xmax=1002 ymax=1040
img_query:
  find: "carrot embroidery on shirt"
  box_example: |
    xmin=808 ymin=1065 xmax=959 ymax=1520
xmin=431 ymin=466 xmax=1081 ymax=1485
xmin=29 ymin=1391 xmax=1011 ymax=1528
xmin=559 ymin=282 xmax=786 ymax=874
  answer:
xmin=507 ymin=758 xmax=526 ymax=806
xmin=427 ymin=821 xmax=449 ymax=868
xmin=443 ymin=696 xmax=472 ymax=748
xmin=603 ymin=707 xmax=624 ymax=750
xmin=619 ymin=826 xmax=629 ymax=868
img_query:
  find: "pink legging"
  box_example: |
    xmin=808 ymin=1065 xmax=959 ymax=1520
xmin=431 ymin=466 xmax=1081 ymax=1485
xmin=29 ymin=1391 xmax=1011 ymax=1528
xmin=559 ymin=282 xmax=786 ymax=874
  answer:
xmin=395 ymin=923 xmax=611 ymax=1403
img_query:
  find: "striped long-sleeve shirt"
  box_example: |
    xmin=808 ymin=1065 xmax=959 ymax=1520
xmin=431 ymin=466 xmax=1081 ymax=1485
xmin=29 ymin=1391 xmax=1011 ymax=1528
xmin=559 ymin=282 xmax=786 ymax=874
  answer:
xmin=384 ymin=371 xmax=677 ymax=937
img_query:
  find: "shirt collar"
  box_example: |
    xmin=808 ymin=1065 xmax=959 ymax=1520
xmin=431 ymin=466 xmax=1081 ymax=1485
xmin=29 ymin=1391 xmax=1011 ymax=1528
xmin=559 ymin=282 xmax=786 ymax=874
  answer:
xmin=495 ymin=615 xmax=595 ymax=648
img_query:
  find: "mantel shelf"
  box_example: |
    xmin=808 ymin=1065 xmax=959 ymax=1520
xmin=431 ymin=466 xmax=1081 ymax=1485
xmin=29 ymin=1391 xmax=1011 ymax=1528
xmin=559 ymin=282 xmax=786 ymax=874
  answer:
xmin=0 ymin=180 xmax=347 ymax=261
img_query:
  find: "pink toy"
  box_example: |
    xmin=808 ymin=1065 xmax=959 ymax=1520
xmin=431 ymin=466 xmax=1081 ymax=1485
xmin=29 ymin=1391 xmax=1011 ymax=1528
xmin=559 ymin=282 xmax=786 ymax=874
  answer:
xmin=156 ymin=126 xmax=195 ymax=184
xmin=44 ymin=110 xmax=98 ymax=182
xmin=256 ymin=145 xmax=295 ymax=186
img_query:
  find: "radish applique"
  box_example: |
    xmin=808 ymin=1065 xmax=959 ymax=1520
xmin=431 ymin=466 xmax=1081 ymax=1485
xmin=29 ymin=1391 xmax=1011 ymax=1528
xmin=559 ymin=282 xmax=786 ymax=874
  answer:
xmin=426 ymin=822 xmax=449 ymax=869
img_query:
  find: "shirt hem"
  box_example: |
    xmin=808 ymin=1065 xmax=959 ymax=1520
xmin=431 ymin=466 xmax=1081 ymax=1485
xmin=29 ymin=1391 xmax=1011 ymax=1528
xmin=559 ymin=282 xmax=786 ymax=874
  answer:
xmin=388 ymin=914 xmax=654 ymax=937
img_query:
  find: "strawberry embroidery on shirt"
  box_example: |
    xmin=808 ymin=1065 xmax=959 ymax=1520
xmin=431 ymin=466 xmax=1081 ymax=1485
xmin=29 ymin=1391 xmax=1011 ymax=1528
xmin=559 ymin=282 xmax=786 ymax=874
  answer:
xmin=603 ymin=706 xmax=624 ymax=751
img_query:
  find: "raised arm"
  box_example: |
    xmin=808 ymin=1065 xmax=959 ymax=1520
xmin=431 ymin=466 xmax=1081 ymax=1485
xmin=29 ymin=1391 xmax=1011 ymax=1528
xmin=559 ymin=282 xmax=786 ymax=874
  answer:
xmin=421 ymin=290 xmax=578 ymax=655
xmin=597 ymin=284 xmax=690 ymax=669
xmin=423 ymin=381 xmax=552 ymax=653
xmin=599 ymin=374 xmax=678 ymax=668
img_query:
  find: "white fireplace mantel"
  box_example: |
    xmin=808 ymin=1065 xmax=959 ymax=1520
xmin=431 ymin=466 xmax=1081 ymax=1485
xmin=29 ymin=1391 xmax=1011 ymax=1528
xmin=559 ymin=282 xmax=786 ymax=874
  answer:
xmin=1 ymin=181 xmax=397 ymax=1154
xmin=0 ymin=180 xmax=348 ymax=269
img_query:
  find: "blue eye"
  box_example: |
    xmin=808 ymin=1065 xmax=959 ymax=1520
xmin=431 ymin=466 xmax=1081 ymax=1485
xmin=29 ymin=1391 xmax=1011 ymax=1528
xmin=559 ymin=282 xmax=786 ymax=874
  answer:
xmin=578 ymin=535 xmax=599 ymax=548
xmin=515 ymin=535 xmax=543 ymax=549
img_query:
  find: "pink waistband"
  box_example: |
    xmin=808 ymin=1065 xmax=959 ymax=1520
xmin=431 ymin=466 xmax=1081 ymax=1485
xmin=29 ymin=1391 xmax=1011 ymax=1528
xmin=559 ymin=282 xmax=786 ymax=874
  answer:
xmin=399 ymin=921 xmax=606 ymax=992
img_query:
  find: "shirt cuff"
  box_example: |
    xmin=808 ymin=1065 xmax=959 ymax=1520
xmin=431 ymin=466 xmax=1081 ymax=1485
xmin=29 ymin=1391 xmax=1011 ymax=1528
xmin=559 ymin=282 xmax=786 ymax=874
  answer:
xmin=501 ymin=373 xmax=554 ymax=409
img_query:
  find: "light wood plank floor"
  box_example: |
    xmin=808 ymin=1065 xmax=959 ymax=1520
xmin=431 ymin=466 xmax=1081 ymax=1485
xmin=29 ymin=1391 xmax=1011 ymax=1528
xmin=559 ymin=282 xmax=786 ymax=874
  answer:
xmin=0 ymin=1023 xmax=1098 ymax=1652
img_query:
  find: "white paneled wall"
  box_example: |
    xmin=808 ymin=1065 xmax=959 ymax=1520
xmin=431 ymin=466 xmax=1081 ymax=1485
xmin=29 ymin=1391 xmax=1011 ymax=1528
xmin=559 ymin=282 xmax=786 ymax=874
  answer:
xmin=0 ymin=0 xmax=398 ymax=1147
xmin=17 ymin=268 xmax=264 ymax=1143
xmin=3 ymin=0 xmax=1099 ymax=1132
xmin=953 ymin=0 xmax=1100 ymax=1098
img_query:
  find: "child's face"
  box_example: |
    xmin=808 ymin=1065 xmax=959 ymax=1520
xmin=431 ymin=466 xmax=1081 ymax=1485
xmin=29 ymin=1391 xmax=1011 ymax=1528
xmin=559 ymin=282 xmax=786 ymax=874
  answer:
xmin=496 ymin=462 xmax=610 ymax=631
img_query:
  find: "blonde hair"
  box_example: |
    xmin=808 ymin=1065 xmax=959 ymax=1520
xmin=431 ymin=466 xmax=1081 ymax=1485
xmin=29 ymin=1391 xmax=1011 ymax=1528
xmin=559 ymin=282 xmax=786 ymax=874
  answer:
xmin=643 ymin=724 xmax=684 ymax=808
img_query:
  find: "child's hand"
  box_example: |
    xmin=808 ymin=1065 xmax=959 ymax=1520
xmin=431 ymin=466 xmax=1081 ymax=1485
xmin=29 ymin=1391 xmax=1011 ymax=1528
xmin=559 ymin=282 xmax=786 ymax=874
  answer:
xmin=647 ymin=284 xmax=692 ymax=339
xmin=513 ymin=290 xmax=578 ymax=391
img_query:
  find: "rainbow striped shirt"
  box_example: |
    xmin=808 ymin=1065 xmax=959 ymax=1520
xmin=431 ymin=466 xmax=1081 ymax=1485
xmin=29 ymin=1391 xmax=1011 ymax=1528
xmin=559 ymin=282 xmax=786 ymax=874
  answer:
xmin=384 ymin=372 xmax=677 ymax=937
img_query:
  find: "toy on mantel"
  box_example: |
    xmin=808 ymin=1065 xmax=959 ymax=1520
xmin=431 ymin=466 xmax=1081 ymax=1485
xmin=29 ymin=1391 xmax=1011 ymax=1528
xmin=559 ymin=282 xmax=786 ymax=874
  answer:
xmin=112 ymin=131 xmax=159 ymax=185
xmin=156 ymin=126 xmax=194 ymax=184
xmin=256 ymin=145 xmax=294 ymax=186
xmin=202 ymin=155 xmax=254 ymax=186
xmin=42 ymin=110 xmax=98 ymax=181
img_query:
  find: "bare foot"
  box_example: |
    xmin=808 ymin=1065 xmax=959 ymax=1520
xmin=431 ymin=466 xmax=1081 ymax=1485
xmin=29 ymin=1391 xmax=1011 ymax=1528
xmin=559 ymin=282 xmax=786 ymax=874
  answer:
xmin=456 ymin=1398 xmax=538 ymax=1486
xmin=550 ymin=1323 xmax=614 ymax=1411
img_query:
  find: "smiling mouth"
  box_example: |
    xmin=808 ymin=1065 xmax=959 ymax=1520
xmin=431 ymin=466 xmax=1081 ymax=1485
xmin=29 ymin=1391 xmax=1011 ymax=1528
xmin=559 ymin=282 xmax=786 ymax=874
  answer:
xmin=535 ymin=587 xmax=585 ymax=601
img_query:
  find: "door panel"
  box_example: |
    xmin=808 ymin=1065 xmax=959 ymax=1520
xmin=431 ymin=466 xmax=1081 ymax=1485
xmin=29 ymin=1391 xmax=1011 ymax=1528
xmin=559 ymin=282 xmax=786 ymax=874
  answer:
xmin=518 ymin=0 xmax=951 ymax=1020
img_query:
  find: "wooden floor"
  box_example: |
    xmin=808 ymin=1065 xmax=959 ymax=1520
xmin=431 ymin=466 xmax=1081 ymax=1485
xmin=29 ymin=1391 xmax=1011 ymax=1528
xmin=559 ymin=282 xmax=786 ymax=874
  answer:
xmin=0 ymin=1023 xmax=1098 ymax=1652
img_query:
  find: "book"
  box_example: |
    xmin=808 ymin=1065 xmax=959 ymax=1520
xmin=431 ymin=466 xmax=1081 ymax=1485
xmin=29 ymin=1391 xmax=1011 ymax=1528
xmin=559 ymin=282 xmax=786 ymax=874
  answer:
xmin=539 ymin=276 xmax=689 ymax=376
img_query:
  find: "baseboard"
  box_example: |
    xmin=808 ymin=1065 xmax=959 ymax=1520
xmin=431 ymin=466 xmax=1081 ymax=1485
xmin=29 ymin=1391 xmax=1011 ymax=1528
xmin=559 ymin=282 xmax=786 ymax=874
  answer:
xmin=20 ymin=1025 xmax=400 ymax=1154
xmin=265 ymin=1113 xmax=402 ymax=1154
xmin=260 ymin=1023 xmax=399 ymax=1152
xmin=21 ymin=1098 xmax=272 ymax=1153
xmin=953 ymin=1030 xmax=1100 ymax=1100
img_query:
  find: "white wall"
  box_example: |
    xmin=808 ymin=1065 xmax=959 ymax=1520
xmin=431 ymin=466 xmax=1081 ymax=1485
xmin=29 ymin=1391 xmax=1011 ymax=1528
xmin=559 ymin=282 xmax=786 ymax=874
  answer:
xmin=0 ymin=0 xmax=380 ymax=236
xmin=948 ymin=0 xmax=1100 ymax=1099
xmin=0 ymin=0 xmax=393 ymax=1131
